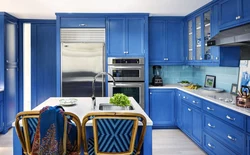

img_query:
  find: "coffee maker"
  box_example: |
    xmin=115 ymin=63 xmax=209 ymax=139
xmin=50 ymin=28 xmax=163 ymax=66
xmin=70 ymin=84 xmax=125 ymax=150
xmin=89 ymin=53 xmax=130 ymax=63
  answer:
xmin=152 ymin=65 xmax=163 ymax=86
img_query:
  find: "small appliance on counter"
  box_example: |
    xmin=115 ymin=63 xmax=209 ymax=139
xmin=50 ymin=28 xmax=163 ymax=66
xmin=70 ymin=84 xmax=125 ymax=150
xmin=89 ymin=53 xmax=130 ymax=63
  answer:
xmin=152 ymin=65 xmax=163 ymax=86
xmin=236 ymin=86 xmax=250 ymax=108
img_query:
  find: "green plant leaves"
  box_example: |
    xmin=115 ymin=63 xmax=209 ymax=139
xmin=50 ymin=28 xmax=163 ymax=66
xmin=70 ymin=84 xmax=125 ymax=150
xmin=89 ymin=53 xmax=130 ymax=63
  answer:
xmin=109 ymin=93 xmax=131 ymax=107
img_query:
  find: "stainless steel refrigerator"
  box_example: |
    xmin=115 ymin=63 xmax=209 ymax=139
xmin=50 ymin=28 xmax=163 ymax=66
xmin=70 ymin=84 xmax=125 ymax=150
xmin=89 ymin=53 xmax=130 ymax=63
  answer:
xmin=61 ymin=42 xmax=105 ymax=97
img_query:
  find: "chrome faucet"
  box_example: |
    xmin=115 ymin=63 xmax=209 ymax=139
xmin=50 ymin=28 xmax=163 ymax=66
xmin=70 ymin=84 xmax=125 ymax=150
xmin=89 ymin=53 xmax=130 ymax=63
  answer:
xmin=92 ymin=72 xmax=116 ymax=110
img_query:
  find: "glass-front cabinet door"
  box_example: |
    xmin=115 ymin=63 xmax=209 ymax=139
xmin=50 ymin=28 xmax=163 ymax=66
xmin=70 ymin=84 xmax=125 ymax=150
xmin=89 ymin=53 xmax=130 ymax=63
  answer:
xmin=203 ymin=11 xmax=211 ymax=61
xmin=188 ymin=20 xmax=193 ymax=61
xmin=186 ymin=9 xmax=212 ymax=63
xmin=195 ymin=16 xmax=202 ymax=60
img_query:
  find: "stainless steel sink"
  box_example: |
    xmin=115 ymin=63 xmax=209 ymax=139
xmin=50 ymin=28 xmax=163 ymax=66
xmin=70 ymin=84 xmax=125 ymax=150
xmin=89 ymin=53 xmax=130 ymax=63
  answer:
xmin=99 ymin=103 xmax=134 ymax=110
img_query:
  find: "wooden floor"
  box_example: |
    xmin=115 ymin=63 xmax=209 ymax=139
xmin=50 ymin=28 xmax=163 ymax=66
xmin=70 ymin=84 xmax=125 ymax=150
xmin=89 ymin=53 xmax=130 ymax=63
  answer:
xmin=0 ymin=129 xmax=205 ymax=155
xmin=153 ymin=129 xmax=206 ymax=155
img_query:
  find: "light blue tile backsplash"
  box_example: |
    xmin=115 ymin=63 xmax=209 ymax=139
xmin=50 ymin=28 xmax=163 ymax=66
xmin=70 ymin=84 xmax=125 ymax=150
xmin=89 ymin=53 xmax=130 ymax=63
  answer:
xmin=149 ymin=65 xmax=239 ymax=92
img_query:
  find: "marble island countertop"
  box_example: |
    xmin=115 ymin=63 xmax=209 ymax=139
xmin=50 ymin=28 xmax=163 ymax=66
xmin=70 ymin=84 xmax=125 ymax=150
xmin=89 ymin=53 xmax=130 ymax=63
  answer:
xmin=15 ymin=97 xmax=152 ymax=126
xmin=150 ymin=84 xmax=250 ymax=117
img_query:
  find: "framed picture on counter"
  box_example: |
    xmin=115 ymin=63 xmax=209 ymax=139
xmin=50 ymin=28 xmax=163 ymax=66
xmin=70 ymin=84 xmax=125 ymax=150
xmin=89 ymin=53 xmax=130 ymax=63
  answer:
xmin=230 ymin=83 xmax=238 ymax=95
xmin=204 ymin=75 xmax=216 ymax=88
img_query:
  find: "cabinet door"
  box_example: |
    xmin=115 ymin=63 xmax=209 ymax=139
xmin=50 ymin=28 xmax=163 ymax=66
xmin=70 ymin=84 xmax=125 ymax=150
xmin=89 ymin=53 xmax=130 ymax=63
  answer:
xmin=166 ymin=21 xmax=183 ymax=62
xmin=5 ymin=67 xmax=18 ymax=128
xmin=127 ymin=18 xmax=144 ymax=56
xmin=0 ymin=100 xmax=3 ymax=132
xmin=149 ymin=20 xmax=165 ymax=63
xmin=192 ymin=108 xmax=202 ymax=145
xmin=182 ymin=103 xmax=192 ymax=135
xmin=5 ymin=19 xmax=18 ymax=64
xmin=242 ymin=0 xmax=250 ymax=22
xmin=107 ymin=18 xmax=126 ymax=56
xmin=149 ymin=90 xmax=175 ymax=128
xmin=219 ymin=0 xmax=240 ymax=28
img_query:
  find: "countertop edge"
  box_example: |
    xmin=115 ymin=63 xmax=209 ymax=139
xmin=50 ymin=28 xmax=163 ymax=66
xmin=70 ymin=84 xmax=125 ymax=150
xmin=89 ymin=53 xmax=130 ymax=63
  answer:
xmin=150 ymin=85 xmax=250 ymax=117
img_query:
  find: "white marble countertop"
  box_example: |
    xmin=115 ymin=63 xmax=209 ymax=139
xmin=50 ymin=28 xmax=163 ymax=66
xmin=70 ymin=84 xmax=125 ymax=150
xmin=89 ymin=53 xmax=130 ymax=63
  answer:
xmin=14 ymin=97 xmax=152 ymax=126
xmin=150 ymin=84 xmax=250 ymax=117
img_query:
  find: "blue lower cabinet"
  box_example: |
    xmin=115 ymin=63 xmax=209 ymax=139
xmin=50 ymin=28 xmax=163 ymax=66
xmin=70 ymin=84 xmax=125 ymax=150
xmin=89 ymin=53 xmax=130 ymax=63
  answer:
xmin=0 ymin=93 xmax=3 ymax=132
xmin=204 ymin=114 xmax=245 ymax=154
xmin=181 ymin=103 xmax=192 ymax=135
xmin=203 ymin=133 xmax=236 ymax=155
xmin=149 ymin=89 xmax=175 ymax=128
xmin=247 ymin=135 xmax=250 ymax=155
xmin=181 ymin=102 xmax=202 ymax=145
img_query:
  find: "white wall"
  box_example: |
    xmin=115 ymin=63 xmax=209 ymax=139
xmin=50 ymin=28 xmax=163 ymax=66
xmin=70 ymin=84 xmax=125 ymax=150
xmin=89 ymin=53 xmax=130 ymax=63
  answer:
xmin=23 ymin=23 xmax=31 ymax=111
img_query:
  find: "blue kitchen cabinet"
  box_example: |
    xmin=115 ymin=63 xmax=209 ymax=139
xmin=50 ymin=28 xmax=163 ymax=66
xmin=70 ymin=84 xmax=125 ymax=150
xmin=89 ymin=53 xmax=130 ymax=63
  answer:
xmin=149 ymin=17 xmax=184 ymax=65
xmin=218 ymin=0 xmax=250 ymax=29
xmin=181 ymin=95 xmax=202 ymax=145
xmin=181 ymin=103 xmax=192 ymax=135
xmin=185 ymin=9 xmax=214 ymax=65
xmin=0 ymin=92 xmax=3 ymax=132
xmin=242 ymin=0 xmax=250 ymax=23
xmin=149 ymin=89 xmax=175 ymax=128
xmin=218 ymin=0 xmax=240 ymax=29
xmin=185 ymin=3 xmax=241 ymax=67
xmin=0 ymin=12 xmax=18 ymax=133
xmin=107 ymin=17 xmax=146 ymax=57
xmin=31 ymin=23 xmax=57 ymax=109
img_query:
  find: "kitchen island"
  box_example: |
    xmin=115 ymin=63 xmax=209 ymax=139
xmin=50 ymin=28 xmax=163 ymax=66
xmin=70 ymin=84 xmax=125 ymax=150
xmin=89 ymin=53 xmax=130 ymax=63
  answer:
xmin=13 ymin=97 xmax=153 ymax=155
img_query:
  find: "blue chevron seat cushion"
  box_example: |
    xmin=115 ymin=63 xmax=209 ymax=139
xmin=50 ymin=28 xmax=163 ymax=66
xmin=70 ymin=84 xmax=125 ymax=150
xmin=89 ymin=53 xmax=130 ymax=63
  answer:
xmin=87 ymin=118 xmax=138 ymax=154
xmin=26 ymin=118 xmax=39 ymax=145
xmin=87 ymin=138 xmax=137 ymax=155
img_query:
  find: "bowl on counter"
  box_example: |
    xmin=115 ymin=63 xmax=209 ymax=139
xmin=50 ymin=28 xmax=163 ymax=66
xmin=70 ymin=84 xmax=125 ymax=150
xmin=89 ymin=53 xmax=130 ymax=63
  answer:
xmin=178 ymin=82 xmax=191 ymax=87
xmin=59 ymin=98 xmax=77 ymax=106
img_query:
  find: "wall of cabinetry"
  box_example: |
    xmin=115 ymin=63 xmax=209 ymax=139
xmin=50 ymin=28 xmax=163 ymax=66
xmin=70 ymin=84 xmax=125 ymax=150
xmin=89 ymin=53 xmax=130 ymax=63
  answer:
xmin=0 ymin=12 xmax=19 ymax=134
xmin=150 ymin=87 xmax=250 ymax=154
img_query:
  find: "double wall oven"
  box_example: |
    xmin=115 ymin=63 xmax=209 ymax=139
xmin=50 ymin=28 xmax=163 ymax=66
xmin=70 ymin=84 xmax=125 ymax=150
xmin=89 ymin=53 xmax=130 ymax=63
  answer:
xmin=108 ymin=57 xmax=145 ymax=109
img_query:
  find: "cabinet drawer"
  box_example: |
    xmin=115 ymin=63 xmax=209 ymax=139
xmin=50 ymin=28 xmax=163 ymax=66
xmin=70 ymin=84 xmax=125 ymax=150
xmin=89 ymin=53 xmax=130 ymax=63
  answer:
xmin=203 ymin=133 xmax=236 ymax=155
xmin=203 ymin=100 xmax=245 ymax=129
xmin=204 ymin=114 xmax=245 ymax=154
xmin=60 ymin=18 xmax=105 ymax=28
xmin=181 ymin=92 xmax=201 ymax=108
xmin=0 ymin=92 xmax=3 ymax=101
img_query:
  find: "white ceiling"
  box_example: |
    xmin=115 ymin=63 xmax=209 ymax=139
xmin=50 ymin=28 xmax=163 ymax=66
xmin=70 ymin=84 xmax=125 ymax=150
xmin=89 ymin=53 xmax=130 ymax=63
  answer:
xmin=0 ymin=0 xmax=212 ymax=19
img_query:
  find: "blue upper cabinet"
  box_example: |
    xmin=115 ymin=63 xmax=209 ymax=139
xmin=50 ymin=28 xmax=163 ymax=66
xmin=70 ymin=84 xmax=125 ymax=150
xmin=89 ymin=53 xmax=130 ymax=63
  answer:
xmin=149 ymin=20 xmax=165 ymax=63
xmin=184 ymin=3 xmax=241 ymax=67
xmin=127 ymin=18 xmax=145 ymax=56
xmin=218 ymin=0 xmax=250 ymax=30
xmin=242 ymin=0 xmax=250 ymax=23
xmin=218 ymin=0 xmax=240 ymax=29
xmin=149 ymin=17 xmax=184 ymax=65
xmin=106 ymin=18 xmax=126 ymax=56
xmin=107 ymin=16 xmax=147 ymax=57
xmin=186 ymin=9 xmax=213 ymax=65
